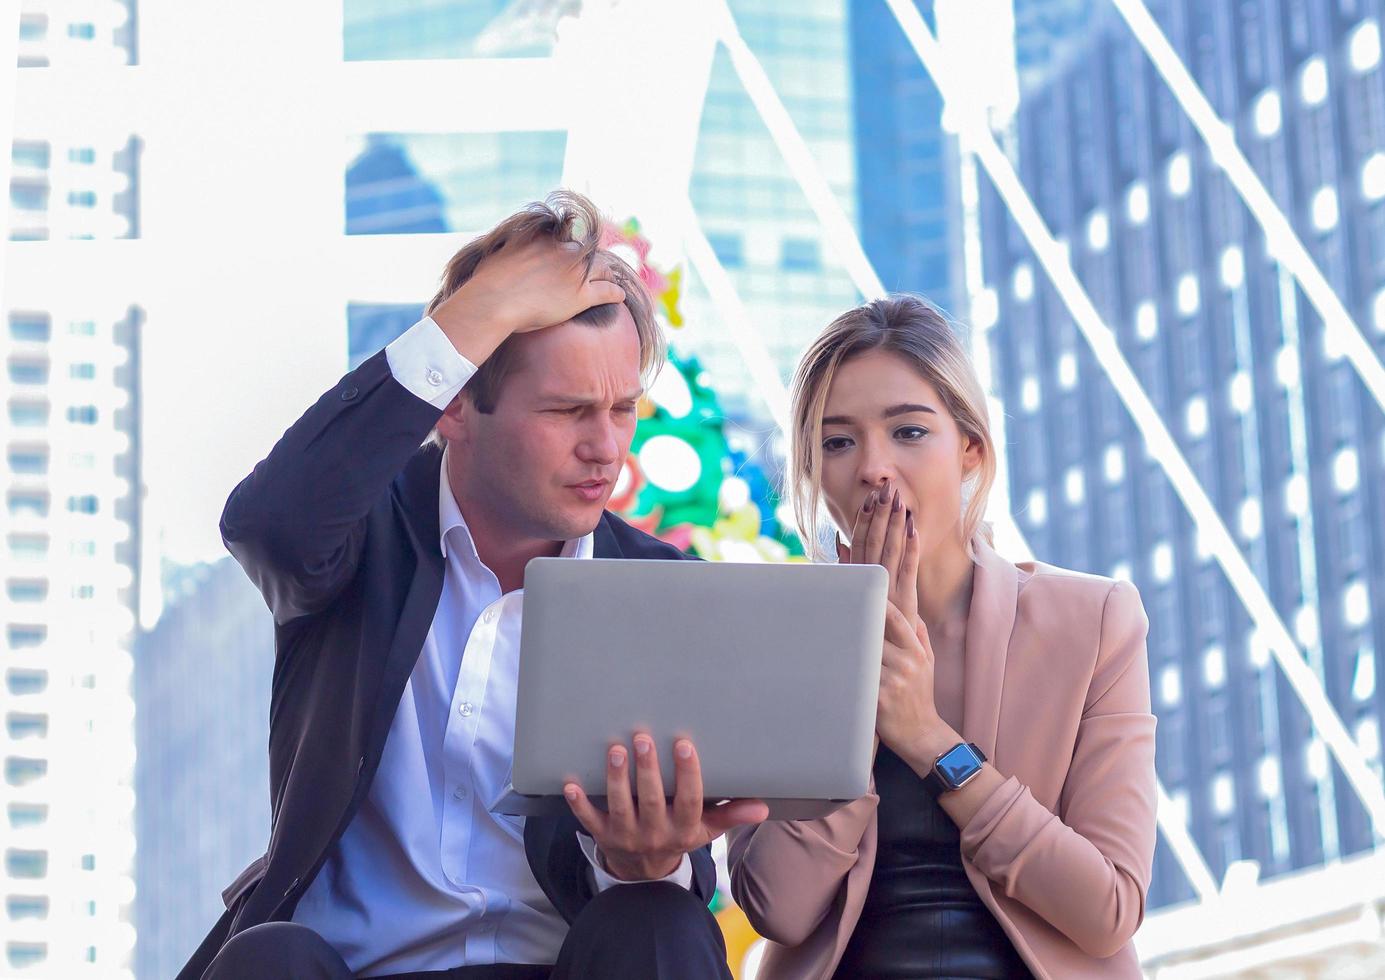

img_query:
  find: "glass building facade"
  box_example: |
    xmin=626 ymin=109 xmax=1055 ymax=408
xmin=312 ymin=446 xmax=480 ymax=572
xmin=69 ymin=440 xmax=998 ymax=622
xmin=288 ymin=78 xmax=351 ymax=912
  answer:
xmin=982 ymin=0 xmax=1385 ymax=909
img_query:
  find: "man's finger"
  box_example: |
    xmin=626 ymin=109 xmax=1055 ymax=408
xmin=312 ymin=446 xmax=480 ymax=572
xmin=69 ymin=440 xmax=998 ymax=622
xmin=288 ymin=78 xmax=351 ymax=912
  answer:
xmin=703 ymin=799 xmax=770 ymax=837
xmin=564 ymin=782 xmax=607 ymax=838
xmin=605 ymin=743 xmax=636 ymax=828
xmin=671 ymin=739 xmax=704 ymax=831
xmin=583 ymin=278 xmax=627 ymax=308
xmin=631 ymin=734 xmax=668 ymax=830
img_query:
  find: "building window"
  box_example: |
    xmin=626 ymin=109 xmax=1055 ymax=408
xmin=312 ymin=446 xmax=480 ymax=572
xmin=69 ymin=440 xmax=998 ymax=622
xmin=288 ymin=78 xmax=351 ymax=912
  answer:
xmin=1300 ymin=56 xmax=1329 ymax=105
xmin=1151 ymin=541 xmax=1174 ymax=582
xmin=6 ymin=450 xmax=48 ymax=474
xmin=1253 ymin=88 xmax=1282 ymax=136
xmin=1126 ymin=181 xmax=1150 ymax=224
xmin=1239 ymin=497 xmax=1263 ymax=540
xmin=1203 ymin=645 xmax=1227 ymax=688
xmin=8 ymin=492 xmax=49 ymax=518
xmin=4 ymin=758 xmax=47 ymax=787
xmin=7 ymin=402 xmax=49 ymax=427
xmin=706 ymin=232 xmax=743 ymax=268
xmin=1025 ymin=487 xmax=1047 ymax=526
xmin=1257 ymin=757 xmax=1281 ymax=798
xmin=68 ymin=147 xmax=96 ymax=164
xmin=69 ymin=363 xmax=96 ymax=380
xmin=1086 ymin=210 xmax=1110 ymax=251
xmin=1012 ymin=262 xmax=1035 ymax=302
xmin=67 ymin=495 xmax=99 ymax=515
xmin=1135 ymin=300 xmax=1158 ymax=341
xmin=7 ymin=804 xmax=47 ymax=830
xmin=1351 ymin=19 xmax=1382 ymax=72
xmin=5 ymin=671 xmax=47 ymax=697
xmin=1159 ymin=664 xmax=1181 ymax=706
xmin=1176 ymin=274 xmax=1201 ymax=316
xmin=1333 ymin=447 xmax=1360 ymax=493
xmin=6 ymin=943 xmax=47 ymax=968
xmin=80 ymin=854 xmax=96 ymax=871
xmin=5 ymin=580 xmax=48 ymax=603
xmin=66 ymin=405 xmax=98 ymax=425
xmin=67 ymin=190 xmax=97 ymax=208
xmin=4 ymin=850 xmax=47 ymax=879
xmin=6 ymin=625 xmax=46 ymax=648
xmin=68 ymin=320 xmax=96 ymax=336
xmin=1185 ymin=395 xmax=1208 ymax=437
xmin=1353 ymin=645 xmax=1377 ymax=701
xmin=1344 ymin=580 xmax=1371 ymax=628
xmin=780 ymin=238 xmax=820 ymax=272
xmin=1166 ymin=152 xmax=1192 ymax=197
xmin=1064 ymin=467 xmax=1085 ymax=505
xmin=7 ymin=362 xmax=48 ymax=385
xmin=5 ymin=896 xmax=49 ymax=921
xmin=67 ymin=22 xmax=96 ymax=39
xmin=5 ymin=715 xmax=46 ymax=741
xmin=71 ymin=584 xmax=95 ymax=600
xmin=1212 ymin=772 xmax=1235 ymax=816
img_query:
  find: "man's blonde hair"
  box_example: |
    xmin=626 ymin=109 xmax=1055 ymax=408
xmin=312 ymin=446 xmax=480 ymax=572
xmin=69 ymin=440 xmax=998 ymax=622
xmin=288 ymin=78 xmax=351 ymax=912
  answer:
xmin=425 ymin=190 xmax=665 ymax=439
xmin=787 ymin=294 xmax=997 ymax=561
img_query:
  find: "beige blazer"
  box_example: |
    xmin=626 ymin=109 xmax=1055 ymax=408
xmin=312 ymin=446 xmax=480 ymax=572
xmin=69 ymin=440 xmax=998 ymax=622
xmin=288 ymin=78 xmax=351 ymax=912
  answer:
xmin=728 ymin=541 xmax=1157 ymax=980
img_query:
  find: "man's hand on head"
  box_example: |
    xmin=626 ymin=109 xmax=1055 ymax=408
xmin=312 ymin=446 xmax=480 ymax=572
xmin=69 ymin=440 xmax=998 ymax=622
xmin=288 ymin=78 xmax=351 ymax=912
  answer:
xmin=431 ymin=239 xmax=627 ymax=367
xmin=564 ymin=735 xmax=770 ymax=882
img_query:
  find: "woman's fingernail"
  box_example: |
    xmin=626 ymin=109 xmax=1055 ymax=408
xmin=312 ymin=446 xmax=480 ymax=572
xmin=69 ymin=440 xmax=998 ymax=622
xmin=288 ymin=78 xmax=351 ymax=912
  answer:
xmin=907 ymin=513 xmax=916 ymax=538
xmin=634 ymin=738 xmax=651 ymax=757
xmin=892 ymin=489 xmax=902 ymax=512
xmin=676 ymin=741 xmax=693 ymax=760
xmin=610 ymin=749 xmax=625 ymax=768
xmin=864 ymin=494 xmax=875 ymax=514
xmin=564 ymin=785 xmax=579 ymax=801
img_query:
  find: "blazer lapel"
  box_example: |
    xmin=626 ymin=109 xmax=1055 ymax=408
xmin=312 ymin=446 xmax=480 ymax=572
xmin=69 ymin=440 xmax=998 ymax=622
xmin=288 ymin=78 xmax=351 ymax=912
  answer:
xmin=961 ymin=539 xmax=1020 ymax=761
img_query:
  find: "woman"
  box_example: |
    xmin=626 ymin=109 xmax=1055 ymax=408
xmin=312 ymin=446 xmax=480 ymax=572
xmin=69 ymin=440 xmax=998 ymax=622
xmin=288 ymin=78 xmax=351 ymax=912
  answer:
xmin=729 ymin=295 xmax=1156 ymax=980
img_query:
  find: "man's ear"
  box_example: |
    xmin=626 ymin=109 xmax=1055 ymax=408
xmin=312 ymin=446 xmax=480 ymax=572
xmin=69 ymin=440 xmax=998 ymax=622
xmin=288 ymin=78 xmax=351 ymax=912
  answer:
xmin=435 ymin=394 xmax=469 ymax=446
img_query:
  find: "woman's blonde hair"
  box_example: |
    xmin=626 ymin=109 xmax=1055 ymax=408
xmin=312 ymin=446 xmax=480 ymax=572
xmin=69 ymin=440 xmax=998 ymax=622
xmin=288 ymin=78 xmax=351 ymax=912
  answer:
xmin=787 ymin=294 xmax=997 ymax=561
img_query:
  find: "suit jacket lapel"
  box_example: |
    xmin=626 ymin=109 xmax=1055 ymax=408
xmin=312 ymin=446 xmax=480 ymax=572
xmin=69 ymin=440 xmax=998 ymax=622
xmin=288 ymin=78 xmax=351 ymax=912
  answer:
xmin=961 ymin=539 xmax=1019 ymax=762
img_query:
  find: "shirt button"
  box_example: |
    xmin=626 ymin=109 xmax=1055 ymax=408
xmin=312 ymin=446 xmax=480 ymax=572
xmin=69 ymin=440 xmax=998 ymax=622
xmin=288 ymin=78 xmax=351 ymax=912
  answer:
xmin=426 ymin=368 xmax=444 ymax=386
xmin=458 ymin=701 xmax=474 ymax=717
xmin=453 ymin=786 xmax=468 ymax=801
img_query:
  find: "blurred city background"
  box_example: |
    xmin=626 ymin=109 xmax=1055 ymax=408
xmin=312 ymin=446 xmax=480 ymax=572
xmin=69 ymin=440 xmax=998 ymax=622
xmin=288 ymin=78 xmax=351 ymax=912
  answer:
xmin=3 ymin=0 xmax=1385 ymax=976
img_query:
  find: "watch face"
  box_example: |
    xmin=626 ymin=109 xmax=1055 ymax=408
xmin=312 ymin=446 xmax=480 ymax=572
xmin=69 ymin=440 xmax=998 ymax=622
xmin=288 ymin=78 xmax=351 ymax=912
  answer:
xmin=936 ymin=744 xmax=983 ymax=788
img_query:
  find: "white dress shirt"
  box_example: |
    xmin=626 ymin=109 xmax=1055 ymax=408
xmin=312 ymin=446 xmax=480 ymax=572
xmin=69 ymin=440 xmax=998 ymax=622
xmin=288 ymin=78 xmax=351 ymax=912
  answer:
xmin=291 ymin=317 xmax=690 ymax=976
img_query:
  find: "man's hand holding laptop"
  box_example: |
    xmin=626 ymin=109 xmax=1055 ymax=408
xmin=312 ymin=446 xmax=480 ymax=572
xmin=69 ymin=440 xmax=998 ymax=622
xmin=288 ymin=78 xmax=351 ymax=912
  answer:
xmin=564 ymin=734 xmax=770 ymax=881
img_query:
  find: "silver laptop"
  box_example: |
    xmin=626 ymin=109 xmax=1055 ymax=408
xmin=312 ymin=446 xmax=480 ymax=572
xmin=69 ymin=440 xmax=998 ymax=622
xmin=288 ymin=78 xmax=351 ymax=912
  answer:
xmin=490 ymin=557 xmax=887 ymax=821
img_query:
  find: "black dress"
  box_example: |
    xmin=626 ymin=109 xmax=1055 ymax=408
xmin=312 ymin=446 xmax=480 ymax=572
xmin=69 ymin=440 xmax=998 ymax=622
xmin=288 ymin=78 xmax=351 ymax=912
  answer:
xmin=832 ymin=746 xmax=1034 ymax=979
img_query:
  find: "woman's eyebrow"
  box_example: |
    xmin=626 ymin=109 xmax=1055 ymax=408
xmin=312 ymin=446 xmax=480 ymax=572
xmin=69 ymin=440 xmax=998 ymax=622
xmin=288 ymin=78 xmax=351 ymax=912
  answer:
xmin=822 ymin=403 xmax=937 ymax=425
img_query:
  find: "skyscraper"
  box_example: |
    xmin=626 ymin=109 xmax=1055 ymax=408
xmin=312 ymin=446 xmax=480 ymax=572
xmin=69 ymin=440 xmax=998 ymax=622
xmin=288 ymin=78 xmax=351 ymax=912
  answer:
xmin=846 ymin=0 xmax=960 ymax=314
xmin=979 ymin=0 xmax=1385 ymax=910
xmin=2 ymin=305 xmax=143 ymax=976
xmin=132 ymin=559 xmax=273 ymax=980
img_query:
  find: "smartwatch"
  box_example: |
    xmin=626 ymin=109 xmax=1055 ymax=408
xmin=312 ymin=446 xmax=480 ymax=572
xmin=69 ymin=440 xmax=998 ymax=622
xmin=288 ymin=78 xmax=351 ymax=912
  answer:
xmin=923 ymin=741 xmax=988 ymax=794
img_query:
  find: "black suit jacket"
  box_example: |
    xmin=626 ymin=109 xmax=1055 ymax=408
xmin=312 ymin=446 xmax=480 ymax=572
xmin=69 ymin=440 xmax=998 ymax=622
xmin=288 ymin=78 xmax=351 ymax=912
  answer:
xmin=178 ymin=351 xmax=716 ymax=980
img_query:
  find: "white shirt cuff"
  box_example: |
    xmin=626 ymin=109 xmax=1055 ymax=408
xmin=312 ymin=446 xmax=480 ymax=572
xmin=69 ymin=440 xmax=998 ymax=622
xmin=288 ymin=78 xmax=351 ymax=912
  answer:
xmin=577 ymin=834 xmax=695 ymax=893
xmin=384 ymin=316 xmax=477 ymax=410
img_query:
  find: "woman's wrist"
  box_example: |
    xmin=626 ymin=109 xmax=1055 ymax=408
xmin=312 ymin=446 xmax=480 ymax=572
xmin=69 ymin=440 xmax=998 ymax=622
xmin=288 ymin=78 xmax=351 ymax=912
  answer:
xmin=898 ymin=716 xmax=963 ymax=779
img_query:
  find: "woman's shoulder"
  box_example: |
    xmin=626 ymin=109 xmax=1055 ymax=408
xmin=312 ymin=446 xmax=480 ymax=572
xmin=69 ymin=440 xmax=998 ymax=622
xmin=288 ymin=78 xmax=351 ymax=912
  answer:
xmin=1010 ymin=556 xmax=1146 ymax=626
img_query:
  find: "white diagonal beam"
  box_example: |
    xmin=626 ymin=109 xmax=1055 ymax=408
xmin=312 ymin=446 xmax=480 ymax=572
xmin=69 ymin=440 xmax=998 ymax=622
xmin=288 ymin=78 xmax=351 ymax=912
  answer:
xmin=1109 ymin=0 xmax=1385 ymax=414
xmin=883 ymin=0 xmax=1385 ymax=835
xmin=708 ymin=0 xmax=885 ymax=301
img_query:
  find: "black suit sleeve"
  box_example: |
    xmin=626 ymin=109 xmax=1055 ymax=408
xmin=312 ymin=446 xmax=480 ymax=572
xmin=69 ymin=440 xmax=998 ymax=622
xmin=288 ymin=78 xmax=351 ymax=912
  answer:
xmin=220 ymin=351 xmax=443 ymax=624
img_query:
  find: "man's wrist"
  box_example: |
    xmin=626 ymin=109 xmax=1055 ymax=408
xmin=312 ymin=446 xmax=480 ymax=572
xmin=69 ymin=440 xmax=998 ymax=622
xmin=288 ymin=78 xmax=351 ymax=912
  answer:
xmin=601 ymin=851 xmax=682 ymax=882
xmin=430 ymin=285 xmax=516 ymax=367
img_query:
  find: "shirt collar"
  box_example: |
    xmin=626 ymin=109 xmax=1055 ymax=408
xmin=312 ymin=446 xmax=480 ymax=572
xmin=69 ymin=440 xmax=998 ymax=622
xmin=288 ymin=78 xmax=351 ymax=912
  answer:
xmin=437 ymin=450 xmax=594 ymax=563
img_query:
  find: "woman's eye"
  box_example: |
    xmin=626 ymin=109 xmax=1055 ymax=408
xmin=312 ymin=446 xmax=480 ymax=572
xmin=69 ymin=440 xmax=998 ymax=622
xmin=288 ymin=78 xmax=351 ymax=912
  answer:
xmin=895 ymin=426 xmax=928 ymax=441
xmin=822 ymin=436 xmax=852 ymax=453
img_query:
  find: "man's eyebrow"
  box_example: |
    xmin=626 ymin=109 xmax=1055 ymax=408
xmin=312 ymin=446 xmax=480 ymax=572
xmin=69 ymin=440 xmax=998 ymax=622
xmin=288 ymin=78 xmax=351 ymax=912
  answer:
xmin=821 ymin=403 xmax=937 ymax=425
xmin=539 ymin=390 xmax=645 ymax=406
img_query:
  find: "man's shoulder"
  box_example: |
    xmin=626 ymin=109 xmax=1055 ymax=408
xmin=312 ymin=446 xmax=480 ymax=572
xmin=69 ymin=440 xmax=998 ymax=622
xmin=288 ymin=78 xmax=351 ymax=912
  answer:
xmin=597 ymin=511 xmax=696 ymax=561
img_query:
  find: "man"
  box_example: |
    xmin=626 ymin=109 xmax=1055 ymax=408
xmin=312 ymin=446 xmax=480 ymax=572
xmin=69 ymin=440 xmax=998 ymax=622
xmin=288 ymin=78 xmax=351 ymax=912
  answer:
xmin=180 ymin=192 xmax=768 ymax=979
